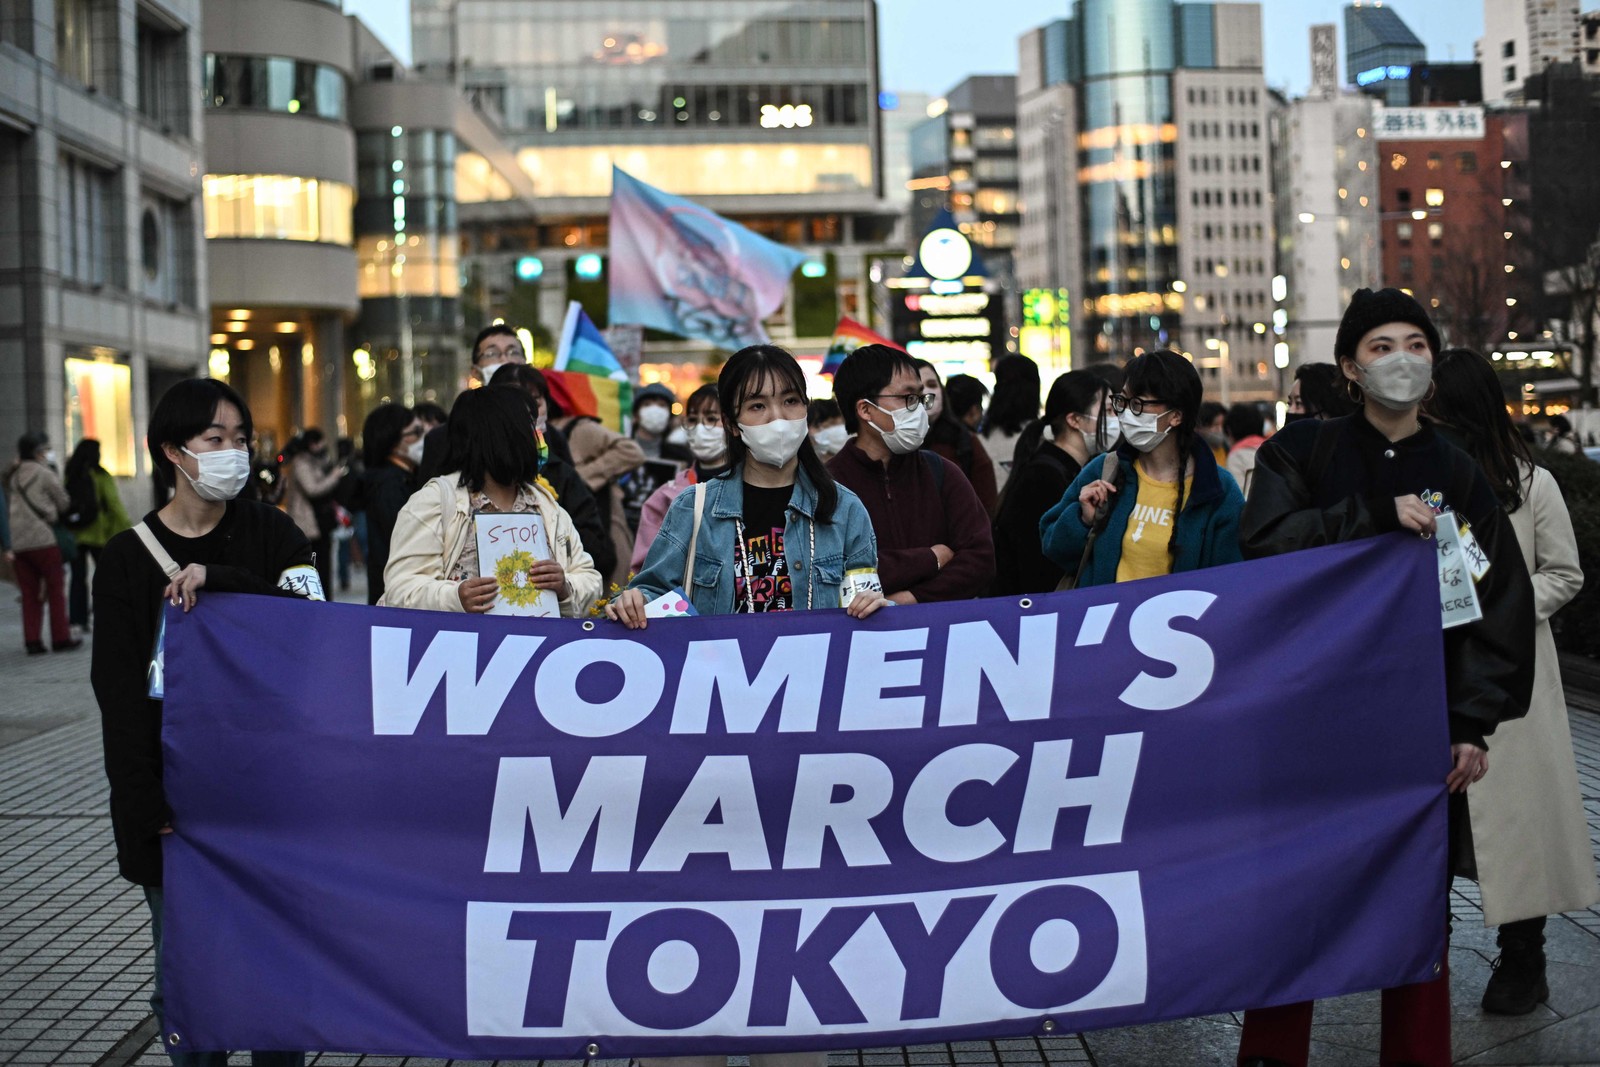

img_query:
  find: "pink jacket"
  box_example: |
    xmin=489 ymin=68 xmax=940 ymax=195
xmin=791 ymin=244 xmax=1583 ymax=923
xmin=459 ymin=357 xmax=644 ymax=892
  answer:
xmin=629 ymin=467 xmax=699 ymax=572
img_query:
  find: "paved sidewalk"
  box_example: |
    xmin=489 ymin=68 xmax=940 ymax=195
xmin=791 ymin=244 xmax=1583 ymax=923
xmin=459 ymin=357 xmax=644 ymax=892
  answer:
xmin=1 ymin=569 xmax=1597 ymax=1067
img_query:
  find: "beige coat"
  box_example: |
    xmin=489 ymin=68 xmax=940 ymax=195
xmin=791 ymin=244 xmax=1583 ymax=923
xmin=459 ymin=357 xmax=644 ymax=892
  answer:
xmin=1468 ymin=463 xmax=1599 ymax=925
xmin=381 ymin=473 xmax=600 ymax=618
xmin=4 ymin=460 xmax=71 ymax=552
xmin=283 ymin=452 xmax=343 ymax=540
xmin=556 ymin=416 xmax=645 ymax=587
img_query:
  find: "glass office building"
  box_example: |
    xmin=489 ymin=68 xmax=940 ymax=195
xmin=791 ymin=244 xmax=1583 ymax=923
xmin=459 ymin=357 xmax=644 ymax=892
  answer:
xmin=1345 ymin=4 xmax=1426 ymax=107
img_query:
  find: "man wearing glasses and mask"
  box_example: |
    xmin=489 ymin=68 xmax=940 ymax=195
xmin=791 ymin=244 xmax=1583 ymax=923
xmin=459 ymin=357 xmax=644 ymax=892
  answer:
xmin=827 ymin=344 xmax=995 ymax=603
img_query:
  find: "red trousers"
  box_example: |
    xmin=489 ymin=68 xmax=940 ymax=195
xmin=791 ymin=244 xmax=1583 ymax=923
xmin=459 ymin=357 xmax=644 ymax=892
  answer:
xmin=14 ymin=544 xmax=71 ymax=647
xmin=1237 ymin=957 xmax=1450 ymax=1067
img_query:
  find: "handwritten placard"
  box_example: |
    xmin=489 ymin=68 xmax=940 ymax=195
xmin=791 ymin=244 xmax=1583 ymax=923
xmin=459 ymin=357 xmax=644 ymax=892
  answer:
xmin=474 ymin=513 xmax=559 ymax=617
xmin=1435 ymin=511 xmax=1483 ymax=630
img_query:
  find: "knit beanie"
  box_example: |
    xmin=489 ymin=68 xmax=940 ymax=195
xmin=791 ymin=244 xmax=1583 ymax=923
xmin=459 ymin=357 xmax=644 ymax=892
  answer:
xmin=1333 ymin=288 xmax=1441 ymax=360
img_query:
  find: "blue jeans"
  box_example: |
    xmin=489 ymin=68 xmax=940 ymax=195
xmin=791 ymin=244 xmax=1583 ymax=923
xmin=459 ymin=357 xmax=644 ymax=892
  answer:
xmin=144 ymin=887 xmax=305 ymax=1067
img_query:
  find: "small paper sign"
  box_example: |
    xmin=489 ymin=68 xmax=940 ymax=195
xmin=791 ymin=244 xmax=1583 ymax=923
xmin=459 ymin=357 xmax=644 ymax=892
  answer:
xmin=475 ymin=513 xmax=560 ymax=617
xmin=643 ymin=588 xmax=698 ymax=619
xmin=1436 ymin=511 xmax=1483 ymax=630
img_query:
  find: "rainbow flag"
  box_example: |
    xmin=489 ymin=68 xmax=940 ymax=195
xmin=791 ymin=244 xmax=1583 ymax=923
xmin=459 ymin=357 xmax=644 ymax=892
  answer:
xmin=822 ymin=316 xmax=903 ymax=375
xmin=550 ymin=301 xmax=633 ymax=431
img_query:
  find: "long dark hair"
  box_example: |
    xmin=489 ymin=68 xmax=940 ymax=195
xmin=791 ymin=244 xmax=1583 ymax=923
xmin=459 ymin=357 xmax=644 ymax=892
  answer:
xmin=442 ymin=387 xmax=543 ymax=493
xmin=64 ymin=439 xmax=102 ymax=485
xmin=362 ymin=403 xmax=414 ymax=469
xmin=1121 ymin=351 xmax=1203 ymax=560
xmin=912 ymin=358 xmax=969 ymax=451
xmin=718 ymin=344 xmax=839 ymax=524
xmin=1295 ymin=362 xmax=1358 ymax=419
xmin=982 ymin=356 xmax=1041 ymax=436
xmin=1428 ymin=347 xmax=1533 ymax=511
xmin=1013 ymin=370 xmax=1106 ymax=469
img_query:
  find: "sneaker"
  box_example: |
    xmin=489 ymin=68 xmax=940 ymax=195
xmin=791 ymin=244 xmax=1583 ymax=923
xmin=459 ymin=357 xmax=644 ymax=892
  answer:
xmin=51 ymin=638 xmax=83 ymax=653
xmin=1482 ymin=949 xmax=1548 ymax=1015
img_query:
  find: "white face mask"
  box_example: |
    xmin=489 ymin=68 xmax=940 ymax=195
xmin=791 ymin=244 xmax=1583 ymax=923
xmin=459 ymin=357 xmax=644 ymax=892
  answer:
xmin=404 ymin=439 xmax=426 ymax=466
xmin=1073 ymin=411 xmax=1106 ymax=453
xmin=1358 ymin=352 xmax=1433 ymax=410
xmin=666 ymin=425 xmax=689 ymax=448
xmin=180 ymin=447 xmax=251 ymax=501
xmin=739 ymin=417 xmax=809 ymax=468
xmin=1119 ymin=409 xmax=1171 ymax=454
xmin=43 ymin=450 xmax=57 ymax=466
xmin=687 ymin=423 xmax=727 ymax=463
xmin=811 ymin=424 xmax=848 ymax=454
xmin=535 ymin=416 xmax=547 ymax=436
xmin=479 ymin=360 xmax=515 ymax=384
xmin=868 ymin=400 xmax=930 ymax=455
xmin=638 ymin=405 xmax=671 ymax=434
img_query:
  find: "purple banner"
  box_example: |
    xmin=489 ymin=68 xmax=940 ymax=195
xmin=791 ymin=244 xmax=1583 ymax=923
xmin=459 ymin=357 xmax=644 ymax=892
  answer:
xmin=160 ymin=535 xmax=1449 ymax=1059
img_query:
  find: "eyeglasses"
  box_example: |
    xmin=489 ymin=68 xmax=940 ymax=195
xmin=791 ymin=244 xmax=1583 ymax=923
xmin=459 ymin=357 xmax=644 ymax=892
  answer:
xmin=1109 ymin=394 xmax=1171 ymax=416
xmin=873 ymin=392 xmax=939 ymax=411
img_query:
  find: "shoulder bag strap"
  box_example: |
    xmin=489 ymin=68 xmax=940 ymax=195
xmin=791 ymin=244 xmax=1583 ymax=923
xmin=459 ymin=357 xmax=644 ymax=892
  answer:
xmin=1060 ymin=452 xmax=1122 ymax=592
xmin=132 ymin=521 xmax=182 ymax=579
xmin=683 ymin=482 xmax=706 ymax=583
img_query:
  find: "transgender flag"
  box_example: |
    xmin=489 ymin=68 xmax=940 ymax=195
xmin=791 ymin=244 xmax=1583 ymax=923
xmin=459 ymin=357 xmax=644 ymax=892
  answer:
xmin=548 ymin=301 xmax=633 ymax=432
xmin=609 ymin=167 xmax=807 ymax=350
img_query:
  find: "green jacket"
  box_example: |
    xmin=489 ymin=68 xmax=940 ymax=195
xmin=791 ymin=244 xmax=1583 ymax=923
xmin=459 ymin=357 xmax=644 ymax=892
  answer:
xmin=73 ymin=467 xmax=132 ymax=549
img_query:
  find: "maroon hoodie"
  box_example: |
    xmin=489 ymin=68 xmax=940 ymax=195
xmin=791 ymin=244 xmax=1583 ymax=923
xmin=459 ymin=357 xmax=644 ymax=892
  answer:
xmin=827 ymin=440 xmax=996 ymax=602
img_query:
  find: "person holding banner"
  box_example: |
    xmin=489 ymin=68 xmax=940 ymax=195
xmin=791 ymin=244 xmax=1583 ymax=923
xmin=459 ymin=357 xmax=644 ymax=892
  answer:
xmin=630 ymin=383 xmax=734 ymax=572
xmin=1427 ymin=347 xmax=1597 ymax=1016
xmin=91 ymin=378 xmax=321 ymax=1067
xmin=1237 ymin=290 xmax=1535 ymax=1067
xmin=609 ymin=343 xmax=889 ymax=624
xmin=1038 ymin=350 xmax=1244 ymax=588
xmin=381 ymin=387 xmax=600 ymax=617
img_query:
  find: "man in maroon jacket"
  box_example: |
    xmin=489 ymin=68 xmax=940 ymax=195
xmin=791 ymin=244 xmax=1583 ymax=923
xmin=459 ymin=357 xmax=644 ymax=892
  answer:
xmin=827 ymin=344 xmax=996 ymax=603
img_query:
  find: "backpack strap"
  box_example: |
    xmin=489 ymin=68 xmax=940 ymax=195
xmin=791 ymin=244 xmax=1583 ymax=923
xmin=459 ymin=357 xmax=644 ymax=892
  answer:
xmin=132 ymin=522 xmax=181 ymax=579
xmin=683 ymin=482 xmax=707 ymax=583
xmin=921 ymin=449 xmax=946 ymax=492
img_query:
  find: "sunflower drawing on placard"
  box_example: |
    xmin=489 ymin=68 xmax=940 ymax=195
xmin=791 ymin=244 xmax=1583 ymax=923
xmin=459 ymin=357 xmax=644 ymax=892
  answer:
xmin=494 ymin=548 xmax=541 ymax=608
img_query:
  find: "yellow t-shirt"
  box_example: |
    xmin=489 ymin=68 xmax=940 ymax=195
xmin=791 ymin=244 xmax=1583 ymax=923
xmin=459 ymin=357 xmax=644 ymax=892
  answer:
xmin=1114 ymin=462 xmax=1193 ymax=583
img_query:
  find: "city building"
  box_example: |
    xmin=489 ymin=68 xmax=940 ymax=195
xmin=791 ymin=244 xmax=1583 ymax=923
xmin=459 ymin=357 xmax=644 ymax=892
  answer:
xmin=0 ymin=0 xmax=208 ymax=513
xmin=1480 ymin=0 xmax=1580 ymax=104
xmin=1269 ymin=26 xmax=1381 ymax=377
xmin=1016 ymin=1 xmax=1276 ymax=401
xmin=412 ymin=0 xmax=898 ymax=389
xmin=1582 ymin=10 xmax=1600 ymax=75
xmin=1374 ymin=104 xmax=1532 ymax=355
xmin=1407 ymin=62 xmax=1484 ymax=104
xmin=1345 ymin=3 xmax=1427 ymax=108
xmin=909 ymin=76 xmax=1020 ymax=288
xmin=877 ymin=88 xmax=932 ymax=243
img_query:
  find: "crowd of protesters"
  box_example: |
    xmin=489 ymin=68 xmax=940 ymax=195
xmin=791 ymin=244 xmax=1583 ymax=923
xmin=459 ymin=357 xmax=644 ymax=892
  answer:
xmin=4 ymin=287 xmax=1580 ymax=1067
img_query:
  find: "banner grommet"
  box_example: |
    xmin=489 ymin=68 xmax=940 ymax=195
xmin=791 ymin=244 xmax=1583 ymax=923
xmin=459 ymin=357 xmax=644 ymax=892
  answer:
xmin=1019 ymin=598 xmax=1033 ymax=610
xmin=1042 ymin=1018 xmax=1057 ymax=1032
xmin=586 ymin=1042 xmax=600 ymax=1057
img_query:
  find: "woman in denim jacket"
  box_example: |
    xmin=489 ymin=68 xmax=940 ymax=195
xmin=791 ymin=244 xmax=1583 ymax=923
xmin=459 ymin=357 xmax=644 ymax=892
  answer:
xmin=609 ymin=344 xmax=889 ymax=625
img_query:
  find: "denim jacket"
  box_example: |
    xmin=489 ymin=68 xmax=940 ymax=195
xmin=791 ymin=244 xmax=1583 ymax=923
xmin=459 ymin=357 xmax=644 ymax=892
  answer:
xmin=629 ymin=463 xmax=879 ymax=616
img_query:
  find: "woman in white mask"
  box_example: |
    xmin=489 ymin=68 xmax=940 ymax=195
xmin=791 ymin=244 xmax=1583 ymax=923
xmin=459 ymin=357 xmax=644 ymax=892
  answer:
xmin=1039 ymin=350 xmax=1244 ymax=587
xmin=89 ymin=378 xmax=323 ymax=1067
xmin=1234 ymin=288 xmax=1535 ymax=1067
xmin=358 ymin=403 xmax=424 ymax=605
xmin=992 ymin=370 xmax=1113 ymax=594
xmin=628 ymin=384 xmax=734 ymax=571
xmin=610 ymin=344 xmax=890 ymax=624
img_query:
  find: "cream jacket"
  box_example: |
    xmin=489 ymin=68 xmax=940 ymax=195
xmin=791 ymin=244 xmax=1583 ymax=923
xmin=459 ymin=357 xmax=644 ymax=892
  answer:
xmin=381 ymin=473 xmax=601 ymax=617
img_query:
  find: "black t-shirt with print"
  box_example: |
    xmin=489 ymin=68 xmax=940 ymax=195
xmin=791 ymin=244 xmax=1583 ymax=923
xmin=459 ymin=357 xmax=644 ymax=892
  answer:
xmin=734 ymin=482 xmax=793 ymax=613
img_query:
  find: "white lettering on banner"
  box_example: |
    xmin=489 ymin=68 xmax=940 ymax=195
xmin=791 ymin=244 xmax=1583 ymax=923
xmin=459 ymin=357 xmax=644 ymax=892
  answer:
xmin=483 ymin=736 xmax=1144 ymax=873
xmin=463 ymin=873 xmax=1147 ymax=1038
xmin=1014 ymin=734 xmax=1144 ymax=850
xmin=1117 ymin=591 xmax=1218 ymax=711
xmin=370 ymin=627 xmax=544 ymax=735
xmin=367 ymin=585 xmax=1223 ymax=737
xmin=938 ymin=616 xmax=1059 ymax=726
xmin=839 ymin=628 xmax=930 ymax=731
xmin=782 ymin=753 xmax=895 ymax=869
xmin=638 ymin=756 xmax=772 ymax=871
xmin=483 ymin=756 xmax=645 ymax=873
xmin=671 ymin=635 xmax=832 ymax=733
xmin=535 ymin=639 xmax=665 ymax=737
xmin=902 ymin=744 xmax=1018 ymax=863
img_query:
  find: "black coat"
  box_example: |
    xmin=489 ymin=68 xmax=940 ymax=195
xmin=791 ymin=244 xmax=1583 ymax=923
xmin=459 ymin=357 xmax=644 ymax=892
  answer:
xmin=363 ymin=461 xmax=416 ymax=605
xmin=1241 ymin=415 xmax=1534 ymax=748
xmin=90 ymin=500 xmax=316 ymax=886
xmin=992 ymin=442 xmax=1082 ymax=595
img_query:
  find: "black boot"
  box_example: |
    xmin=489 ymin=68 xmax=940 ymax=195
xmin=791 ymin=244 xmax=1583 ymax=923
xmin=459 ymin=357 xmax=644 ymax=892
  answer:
xmin=1482 ymin=916 xmax=1549 ymax=1015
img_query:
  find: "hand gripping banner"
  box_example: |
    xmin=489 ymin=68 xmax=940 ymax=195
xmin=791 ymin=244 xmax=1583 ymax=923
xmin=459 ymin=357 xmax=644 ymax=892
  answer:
xmin=159 ymin=536 xmax=1449 ymax=1058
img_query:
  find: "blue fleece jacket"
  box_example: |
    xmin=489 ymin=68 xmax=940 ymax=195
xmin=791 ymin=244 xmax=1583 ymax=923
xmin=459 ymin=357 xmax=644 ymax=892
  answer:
xmin=1038 ymin=442 xmax=1245 ymax=587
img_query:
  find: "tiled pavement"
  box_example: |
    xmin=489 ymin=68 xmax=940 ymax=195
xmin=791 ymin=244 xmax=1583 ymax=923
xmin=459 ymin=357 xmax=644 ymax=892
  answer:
xmin=2 ymin=573 xmax=1597 ymax=1066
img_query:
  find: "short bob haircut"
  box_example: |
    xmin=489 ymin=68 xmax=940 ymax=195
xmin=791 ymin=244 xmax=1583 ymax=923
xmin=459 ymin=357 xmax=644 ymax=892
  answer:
xmin=147 ymin=378 xmax=254 ymax=489
xmin=831 ymin=343 xmax=920 ymax=434
xmin=362 ymin=403 xmax=415 ymax=469
xmin=441 ymin=386 xmax=542 ymax=493
xmin=718 ymin=344 xmax=839 ymax=524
